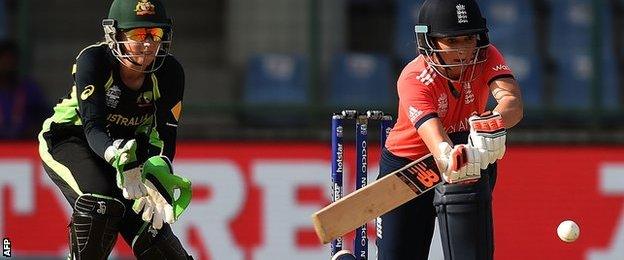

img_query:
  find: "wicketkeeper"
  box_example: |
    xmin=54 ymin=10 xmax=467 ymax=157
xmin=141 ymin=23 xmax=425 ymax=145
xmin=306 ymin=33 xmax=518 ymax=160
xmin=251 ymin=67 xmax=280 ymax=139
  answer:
xmin=38 ymin=0 xmax=193 ymax=259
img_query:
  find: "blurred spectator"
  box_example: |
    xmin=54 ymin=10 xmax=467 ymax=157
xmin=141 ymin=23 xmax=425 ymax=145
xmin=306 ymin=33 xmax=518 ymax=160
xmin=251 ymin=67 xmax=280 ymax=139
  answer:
xmin=0 ymin=40 xmax=47 ymax=139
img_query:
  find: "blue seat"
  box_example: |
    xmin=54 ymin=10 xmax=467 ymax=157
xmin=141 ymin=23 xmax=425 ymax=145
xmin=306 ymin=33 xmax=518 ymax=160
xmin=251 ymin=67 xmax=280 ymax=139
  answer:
xmin=243 ymin=54 xmax=309 ymax=105
xmin=481 ymin=0 xmax=544 ymax=108
xmin=480 ymin=0 xmax=536 ymax=54
xmin=547 ymin=0 xmax=619 ymax=110
xmin=328 ymin=53 xmax=393 ymax=108
xmin=599 ymin=6 xmax=619 ymax=110
xmin=395 ymin=0 xmax=425 ymax=65
xmin=243 ymin=54 xmax=309 ymax=125
xmin=503 ymin=53 xmax=543 ymax=108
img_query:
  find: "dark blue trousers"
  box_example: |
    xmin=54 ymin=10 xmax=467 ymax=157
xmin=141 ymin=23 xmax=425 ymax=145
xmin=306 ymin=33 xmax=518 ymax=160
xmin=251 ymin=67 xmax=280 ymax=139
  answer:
xmin=375 ymin=132 xmax=496 ymax=260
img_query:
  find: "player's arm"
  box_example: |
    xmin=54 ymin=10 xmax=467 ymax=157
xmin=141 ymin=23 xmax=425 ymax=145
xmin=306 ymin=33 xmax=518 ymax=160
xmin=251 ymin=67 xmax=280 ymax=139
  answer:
xmin=489 ymin=77 xmax=523 ymax=128
xmin=132 ymin=59 xmax=190 ymax=229
xmin=76 ymin=48 xmax=148 ymax=199
xmin=417 ymin=118 xmax=451 ymax=158
xmin=401 ymin=80 xmax=485 ymax=183
xmin=74 ymin=48 xmax=115 ymax=158
xmin=153 ymin=58 xmax=185 ymax=161
xmin=466 ymin=78 xmax=521 ymax=164
xmin=467 ymin=46 xmax=524 ymax=164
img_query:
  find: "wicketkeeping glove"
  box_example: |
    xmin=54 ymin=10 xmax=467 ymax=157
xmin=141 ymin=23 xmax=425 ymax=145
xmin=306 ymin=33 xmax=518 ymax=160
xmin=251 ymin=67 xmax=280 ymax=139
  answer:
xmin=468 ymin=111 xmax=506 ymax=165
xmin=132 ymin=155 xmax=192 ymax=229
xmin=104 ymin=139 xmax=147 ymax=199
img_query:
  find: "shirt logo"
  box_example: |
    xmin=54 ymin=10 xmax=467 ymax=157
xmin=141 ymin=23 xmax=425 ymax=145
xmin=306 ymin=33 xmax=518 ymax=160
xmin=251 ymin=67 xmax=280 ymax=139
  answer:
xmin=456 ymin=4 xmax=469 ymax=24
xmin=107 ymin=114 xmax=151 ymax=126
xmin=438 ymin=93 xmax=448 ymax=118
xmin=408 ymin=106 xmax=423 ymax=124
xmin=135 ymin=0 xmax=156 ymax=16
xmin=416 ymin=67 xmax=437 ymax=85
xmin=80 ymin=85 xmax=95 ymax=100
xmin=106 ymin=85 xmax=121 ymax=108
xmin=137 ymin=91 xmax=154 ymax=107
xmin=463 ymin=82 xmax=475 ymax=104
xmin=171 ymin=101 xmax=182 ymax=121
xmin=492 ymin=64 xmax=510 ymax=72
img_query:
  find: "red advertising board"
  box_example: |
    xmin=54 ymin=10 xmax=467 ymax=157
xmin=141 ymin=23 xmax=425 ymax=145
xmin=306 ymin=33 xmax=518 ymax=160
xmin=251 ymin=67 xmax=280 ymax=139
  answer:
xmin=0 ymin=142 xmax=623 ymax=259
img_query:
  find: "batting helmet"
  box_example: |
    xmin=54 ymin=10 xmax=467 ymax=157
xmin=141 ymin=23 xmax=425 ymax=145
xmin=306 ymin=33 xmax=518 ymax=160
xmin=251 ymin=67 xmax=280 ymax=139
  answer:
xmin=414 ymin=0 xmax=490 ymax=82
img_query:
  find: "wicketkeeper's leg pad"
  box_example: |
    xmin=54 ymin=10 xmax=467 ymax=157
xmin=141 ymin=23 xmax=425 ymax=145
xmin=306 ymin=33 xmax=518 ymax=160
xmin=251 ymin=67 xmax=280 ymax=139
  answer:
xmin=132 ymin=223 xmax=193 ymax=260
xmin=70 ymin=194 xmax=126 ymax=259
xmin=433 ymin=165 xmax=497 ymax=260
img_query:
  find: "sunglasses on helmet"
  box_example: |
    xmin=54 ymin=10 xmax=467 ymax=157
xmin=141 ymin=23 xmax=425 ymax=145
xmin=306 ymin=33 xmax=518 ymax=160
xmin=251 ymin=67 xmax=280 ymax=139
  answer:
xmin=123 ymin=27 xmax=165 ymax=42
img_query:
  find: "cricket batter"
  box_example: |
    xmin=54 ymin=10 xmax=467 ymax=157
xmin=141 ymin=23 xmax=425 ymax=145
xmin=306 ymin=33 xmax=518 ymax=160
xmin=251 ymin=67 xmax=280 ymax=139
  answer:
xmin=38 ymin=0 xmax=193 ymax=259
xmin=376 ymin=0 xmax=523 ymax=259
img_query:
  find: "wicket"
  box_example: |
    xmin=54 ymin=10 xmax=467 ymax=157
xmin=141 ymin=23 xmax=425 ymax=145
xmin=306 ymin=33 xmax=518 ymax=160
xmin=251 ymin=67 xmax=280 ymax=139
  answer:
xmin=330 ymin=110 xmax=393 ymax=260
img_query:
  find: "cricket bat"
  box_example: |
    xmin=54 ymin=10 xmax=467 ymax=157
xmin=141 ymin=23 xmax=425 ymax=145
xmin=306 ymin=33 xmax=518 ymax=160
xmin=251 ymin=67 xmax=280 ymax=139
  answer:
xmin=311 ymin=153 xmax=442 ymax=244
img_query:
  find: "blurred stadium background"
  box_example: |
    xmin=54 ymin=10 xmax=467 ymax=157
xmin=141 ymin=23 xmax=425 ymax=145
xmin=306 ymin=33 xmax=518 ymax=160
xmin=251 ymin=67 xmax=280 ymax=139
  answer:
xmin=1 ymin=0 xmax=624 ymax=259
xmin=6 ymin=0 xmax=623 ymax=141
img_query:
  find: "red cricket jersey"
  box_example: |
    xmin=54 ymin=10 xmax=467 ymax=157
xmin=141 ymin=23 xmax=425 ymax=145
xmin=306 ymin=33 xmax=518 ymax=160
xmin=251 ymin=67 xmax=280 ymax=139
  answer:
xmin=385 ymin=45 xmax=513 ymax=160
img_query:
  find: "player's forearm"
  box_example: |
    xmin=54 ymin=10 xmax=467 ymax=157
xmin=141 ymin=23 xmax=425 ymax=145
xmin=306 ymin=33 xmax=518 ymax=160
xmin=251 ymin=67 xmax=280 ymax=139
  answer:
xmin=417 ymin=118 xmax=453 ymax=159
xmin=490 ymin=77 xmax=524 ymax=128
xmin=83 ymin=121 xmax=115 ymax=159
xmin=493 ymin=95 xmax=523 ymax=128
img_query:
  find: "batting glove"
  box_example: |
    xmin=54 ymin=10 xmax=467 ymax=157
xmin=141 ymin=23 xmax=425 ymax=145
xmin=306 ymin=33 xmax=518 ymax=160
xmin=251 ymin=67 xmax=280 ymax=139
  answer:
xmin=469 ymin=111 xmax=506 ymax=164
xmin=436 ymin=142 xmax=487 ymax=184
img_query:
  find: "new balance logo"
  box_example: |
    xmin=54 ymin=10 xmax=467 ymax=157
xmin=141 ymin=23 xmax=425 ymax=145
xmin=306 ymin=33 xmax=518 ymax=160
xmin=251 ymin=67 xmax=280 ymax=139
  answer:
xmin=412 ymin=164 xmax=440 ymax=188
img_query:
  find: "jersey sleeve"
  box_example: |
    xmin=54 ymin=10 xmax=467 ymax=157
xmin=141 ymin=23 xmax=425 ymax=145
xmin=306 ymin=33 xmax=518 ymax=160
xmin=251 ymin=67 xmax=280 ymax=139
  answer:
xmin=482 ymin=45 xmax=514 ymax=85
xmin=74 ymin=47 xmax=115 ymax=160
xmin=153 ymin=57 xmax=184 ymax=161
xmin=398 ymin=73 xmax=438 ymax=129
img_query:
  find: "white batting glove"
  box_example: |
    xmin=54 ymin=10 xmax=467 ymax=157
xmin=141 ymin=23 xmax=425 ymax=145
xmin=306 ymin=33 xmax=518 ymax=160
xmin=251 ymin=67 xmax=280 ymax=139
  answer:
xmin=469 ymin=111 xmax=506 ymax=164
xmin=133 ymin=180 xmax=175 ymax=230
xmin=436 ymin=142 xmax=487 ymax=184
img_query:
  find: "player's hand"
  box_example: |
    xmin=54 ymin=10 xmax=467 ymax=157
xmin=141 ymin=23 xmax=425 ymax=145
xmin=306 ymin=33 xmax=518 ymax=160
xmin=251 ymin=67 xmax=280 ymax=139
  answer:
xmin=105 ymin=139 xmax=147 ymax=199
xmin=469 ymin=111 xmax=506 ymax=164
xmin=133 ymin=156 xmax=192 ymax=229
xmin=133 ymin=180 xmax=175 ymax=229
xmin=436 ymin=143 xmax=487 ymax=184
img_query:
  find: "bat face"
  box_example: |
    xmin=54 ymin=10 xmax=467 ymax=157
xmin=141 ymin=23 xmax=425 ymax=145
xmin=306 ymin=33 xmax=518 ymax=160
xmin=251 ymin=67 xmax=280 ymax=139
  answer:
xmin=312 ymin=154 xmax=442 ymax=244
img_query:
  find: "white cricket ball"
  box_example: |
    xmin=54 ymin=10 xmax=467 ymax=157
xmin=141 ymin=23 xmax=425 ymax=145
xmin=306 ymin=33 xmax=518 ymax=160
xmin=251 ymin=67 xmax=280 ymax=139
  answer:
xmin=557 ymin=220 xmax=580 ymax=243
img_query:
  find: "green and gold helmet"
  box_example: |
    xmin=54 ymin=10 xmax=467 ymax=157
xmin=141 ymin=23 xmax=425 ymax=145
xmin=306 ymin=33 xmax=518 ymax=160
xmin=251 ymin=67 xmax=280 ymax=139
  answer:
xmin=102 ymin=0 xmax=173 ymax=73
